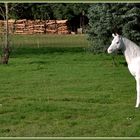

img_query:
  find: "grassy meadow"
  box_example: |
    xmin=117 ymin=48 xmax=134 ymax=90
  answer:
xmin=0 ymin=34 xmax=140 ymax=137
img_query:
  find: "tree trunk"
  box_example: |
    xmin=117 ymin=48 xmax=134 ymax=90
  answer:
xmin=1 ymin=3 xmax=10 ymax=64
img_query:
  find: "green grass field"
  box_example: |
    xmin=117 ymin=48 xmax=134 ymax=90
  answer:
xmin=0 ymin=34 xmax=140 ymax=137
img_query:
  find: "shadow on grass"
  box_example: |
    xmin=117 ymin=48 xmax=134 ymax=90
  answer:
xmin=11 ymin=47 xmax=85 ymax=57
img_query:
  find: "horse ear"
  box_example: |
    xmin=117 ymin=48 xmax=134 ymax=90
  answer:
xmin=112 ymin=33 xmax=116 ymax=38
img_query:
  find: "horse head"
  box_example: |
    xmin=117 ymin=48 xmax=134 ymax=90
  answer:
xmin=108 ymin=33 xmax=123 ymax=54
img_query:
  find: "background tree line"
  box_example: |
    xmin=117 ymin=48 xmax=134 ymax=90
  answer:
xmin=0 ymin=3 xmax=90 ymax=20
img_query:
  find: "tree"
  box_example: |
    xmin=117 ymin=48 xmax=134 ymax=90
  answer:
xmin=87 ymin=3 xmax=140 ymax=53
xmin=122 ymin=4 xmax=140 ymax=43
xmin=87 ymin=4 xmax=113 ymax=53
xmin=0 ymin=3 xmax=19 ymax=64
xmin=2 ymin=3 xmax=10 ymax=64
xmin=0 ymin=3 xmax=10 ymax=64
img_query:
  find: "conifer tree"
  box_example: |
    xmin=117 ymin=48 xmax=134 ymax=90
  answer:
xmin=87 ymin=3 xmax=140 ymax=53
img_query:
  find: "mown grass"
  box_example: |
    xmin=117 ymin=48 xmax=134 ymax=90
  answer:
xmin=0 ymin=34 xmax=140 ymax=137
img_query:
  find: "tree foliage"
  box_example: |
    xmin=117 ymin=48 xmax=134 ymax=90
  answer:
xmin=87 ymin=3 xmax=140 ymax=53
xmin=0 ymin=3 xmax=90 ymax=20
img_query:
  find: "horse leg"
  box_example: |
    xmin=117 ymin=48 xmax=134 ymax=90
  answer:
xmin=135 ymin=77 xmax=140 ymax=108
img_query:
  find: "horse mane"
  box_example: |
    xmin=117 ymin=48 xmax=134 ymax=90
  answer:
xmin=122 ymin=37 xmax=140 ymax=58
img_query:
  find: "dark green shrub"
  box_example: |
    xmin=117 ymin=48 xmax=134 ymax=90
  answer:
xmin=87 ymin=3 xmax=140 ymax=53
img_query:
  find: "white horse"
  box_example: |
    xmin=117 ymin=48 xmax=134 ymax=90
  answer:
xmin=108 ymin=33 xmax=140 ymax=108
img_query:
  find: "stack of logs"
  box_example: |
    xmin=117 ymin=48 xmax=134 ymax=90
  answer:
xmin=0 ymin=19 xmax=70 ymax=35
